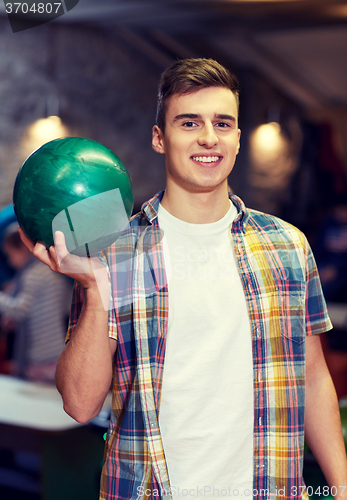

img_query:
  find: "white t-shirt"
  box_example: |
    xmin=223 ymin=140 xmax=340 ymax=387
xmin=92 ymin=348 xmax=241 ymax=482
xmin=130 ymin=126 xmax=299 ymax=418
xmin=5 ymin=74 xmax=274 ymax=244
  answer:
xmin=158 ymin=201 xmax=254 ymax=499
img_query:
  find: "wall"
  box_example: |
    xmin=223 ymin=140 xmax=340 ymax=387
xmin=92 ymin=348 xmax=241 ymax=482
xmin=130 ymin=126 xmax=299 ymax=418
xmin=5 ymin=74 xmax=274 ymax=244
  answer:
xmin=0 ymin=19 xmax=166 ymax=211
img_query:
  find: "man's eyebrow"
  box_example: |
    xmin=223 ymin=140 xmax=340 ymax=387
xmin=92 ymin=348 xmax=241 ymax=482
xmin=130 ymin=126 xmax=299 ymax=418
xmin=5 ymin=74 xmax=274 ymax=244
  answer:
xmin=215 ymin=114 xmax=236 ymax=123
xmin=173 ymin=113 xmax=201 ymax=122
xmin=173 ymin=113 xmax=236 ymax=123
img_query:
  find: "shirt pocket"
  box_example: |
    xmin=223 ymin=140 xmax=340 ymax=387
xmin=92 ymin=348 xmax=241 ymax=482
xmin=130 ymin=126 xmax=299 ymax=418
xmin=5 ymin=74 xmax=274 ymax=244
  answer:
xmin=278 ymin=280 xmax=306 ymax=345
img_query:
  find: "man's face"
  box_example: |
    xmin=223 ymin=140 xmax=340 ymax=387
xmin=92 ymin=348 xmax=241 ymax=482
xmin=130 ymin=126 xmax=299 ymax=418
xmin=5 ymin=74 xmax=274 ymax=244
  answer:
xmin=152 ymin=86 xmax=240 ymax=194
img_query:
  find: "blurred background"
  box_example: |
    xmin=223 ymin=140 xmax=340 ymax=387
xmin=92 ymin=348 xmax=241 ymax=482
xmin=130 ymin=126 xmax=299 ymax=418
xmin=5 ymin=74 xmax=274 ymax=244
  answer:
xmin=0 ymin=0 xmax=346 ymax=499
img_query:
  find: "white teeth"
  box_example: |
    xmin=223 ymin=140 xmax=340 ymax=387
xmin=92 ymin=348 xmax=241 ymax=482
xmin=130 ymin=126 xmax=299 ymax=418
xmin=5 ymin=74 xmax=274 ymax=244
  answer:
xmin=192 ymin=156 xmax=220 ymax=163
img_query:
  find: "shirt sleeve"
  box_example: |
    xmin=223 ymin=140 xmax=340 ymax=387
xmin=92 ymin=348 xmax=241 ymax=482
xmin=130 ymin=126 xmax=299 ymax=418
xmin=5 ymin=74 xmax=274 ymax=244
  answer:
xmin=305 ymin=238 xmax=333 ymax=336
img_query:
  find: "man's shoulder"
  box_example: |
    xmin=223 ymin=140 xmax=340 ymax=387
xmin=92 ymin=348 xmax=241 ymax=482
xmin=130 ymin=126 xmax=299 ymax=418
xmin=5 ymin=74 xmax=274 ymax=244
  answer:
xmin=101 ymin=193 xmax=163 ymax=259
xmin=247 ymin=206 xmax=301 ymax=232
xmin=245 ymin=206 xmax=307 ymax=247
xmin=230 ymin=194 xmax=304 ymax=239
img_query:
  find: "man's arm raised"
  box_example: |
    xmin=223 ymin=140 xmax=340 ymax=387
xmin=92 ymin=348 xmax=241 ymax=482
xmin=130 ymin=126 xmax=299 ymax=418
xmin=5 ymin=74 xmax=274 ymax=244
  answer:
xmin=19 ymin=228 xmax=116 ymax=423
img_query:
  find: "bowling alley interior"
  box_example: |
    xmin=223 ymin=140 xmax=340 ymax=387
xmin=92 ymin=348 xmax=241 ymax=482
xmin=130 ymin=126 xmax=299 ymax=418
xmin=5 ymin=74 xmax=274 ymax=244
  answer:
xmin=0 ymin=1 xmax=347 ymax=499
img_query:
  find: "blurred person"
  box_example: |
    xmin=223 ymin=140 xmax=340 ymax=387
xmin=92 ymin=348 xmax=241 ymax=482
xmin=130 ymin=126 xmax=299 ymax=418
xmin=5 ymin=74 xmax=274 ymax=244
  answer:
xmin=0 ymin=224 xmax=72 ymax=383
xmin=20 ymin=59 xmax=347 ymax=499
xmin=0 ymin=204 xmax=17 ymax=288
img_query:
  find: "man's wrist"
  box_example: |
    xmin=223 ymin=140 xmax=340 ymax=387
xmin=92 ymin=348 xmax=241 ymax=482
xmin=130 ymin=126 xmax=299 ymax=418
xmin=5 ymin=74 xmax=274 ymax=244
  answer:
xmin=83 ymin=283 xmax=109 ymax=311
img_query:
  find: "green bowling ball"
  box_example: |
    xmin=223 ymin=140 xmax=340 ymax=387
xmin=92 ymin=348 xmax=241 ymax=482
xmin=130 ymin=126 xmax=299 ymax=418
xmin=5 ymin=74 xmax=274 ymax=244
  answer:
xmin=13 ymin=137 xmax=134 ymax=257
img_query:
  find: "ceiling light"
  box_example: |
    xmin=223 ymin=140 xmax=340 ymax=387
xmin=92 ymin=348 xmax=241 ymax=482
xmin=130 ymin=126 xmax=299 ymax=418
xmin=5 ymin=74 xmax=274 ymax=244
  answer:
xmin=20 ymin=115 xmax=69 ymax=161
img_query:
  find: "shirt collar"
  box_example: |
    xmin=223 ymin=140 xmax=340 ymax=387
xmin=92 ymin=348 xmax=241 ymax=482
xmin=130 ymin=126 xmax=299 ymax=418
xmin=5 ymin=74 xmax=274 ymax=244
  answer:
xmin=140 ymin=190 xmax=249 ymax=232
xmin=229 ymin=194 xmax=250 ymax=233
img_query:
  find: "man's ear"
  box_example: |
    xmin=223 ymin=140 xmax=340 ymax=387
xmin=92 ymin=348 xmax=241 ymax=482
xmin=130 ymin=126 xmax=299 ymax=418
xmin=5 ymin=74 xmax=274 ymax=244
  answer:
xmin=236 ymin=129 xmax=241 ymax=155
xmin=152 ymin=125 xmax=165 ymax=154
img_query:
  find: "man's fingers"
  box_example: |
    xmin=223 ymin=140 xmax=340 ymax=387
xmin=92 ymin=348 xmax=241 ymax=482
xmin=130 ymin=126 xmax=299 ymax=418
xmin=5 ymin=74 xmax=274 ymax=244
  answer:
xmin=18 ymin=228 xmax=102 ymax=283
xmin=52 ymin=231 xmax=95 ymax=275
xmin=17 ymin=227 xmax=56 ymax=269
xmin=53 ymin=231 xmax=69 ymax=265
xmin=48 ymin=244 xmax=87 ymax=274
xmin=32 ymin=242 xmax=57 ymax=269
xmin=18 ymin=228 xmax=104 ymax=282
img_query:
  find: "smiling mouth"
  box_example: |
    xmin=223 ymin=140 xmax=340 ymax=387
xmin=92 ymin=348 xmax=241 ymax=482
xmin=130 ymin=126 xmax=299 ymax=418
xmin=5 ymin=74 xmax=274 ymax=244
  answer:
xmin=191 ymin=155 xmax=222 ymax=163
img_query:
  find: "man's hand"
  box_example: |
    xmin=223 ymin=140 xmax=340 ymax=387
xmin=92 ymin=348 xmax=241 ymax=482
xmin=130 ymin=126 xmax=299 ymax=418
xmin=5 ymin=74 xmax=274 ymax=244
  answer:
xmin=18 ymin=227 xmax=110 ymax=309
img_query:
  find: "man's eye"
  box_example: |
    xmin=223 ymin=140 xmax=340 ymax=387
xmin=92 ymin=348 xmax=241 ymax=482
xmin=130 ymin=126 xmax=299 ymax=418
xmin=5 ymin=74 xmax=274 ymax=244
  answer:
xmin=183 ymin=121 xmax=197 ymax=128
xmin=216 ymin=122 xmax=230 ymax=128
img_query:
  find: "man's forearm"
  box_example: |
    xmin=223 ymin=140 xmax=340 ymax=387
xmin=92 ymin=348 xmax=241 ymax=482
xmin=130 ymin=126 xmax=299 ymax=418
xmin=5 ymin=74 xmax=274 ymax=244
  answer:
xmin=56 ymin=285 xmax=113 ymax=423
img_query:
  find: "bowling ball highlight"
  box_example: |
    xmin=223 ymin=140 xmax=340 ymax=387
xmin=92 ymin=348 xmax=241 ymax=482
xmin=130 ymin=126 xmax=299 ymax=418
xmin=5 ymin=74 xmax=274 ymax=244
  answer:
xmin=13 ymin=137 xmax=134 ymax=256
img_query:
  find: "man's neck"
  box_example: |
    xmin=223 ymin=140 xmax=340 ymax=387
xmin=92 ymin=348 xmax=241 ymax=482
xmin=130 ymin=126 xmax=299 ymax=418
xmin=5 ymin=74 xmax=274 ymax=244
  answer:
xmin=160 ymin=184 xmax=231 ymax=224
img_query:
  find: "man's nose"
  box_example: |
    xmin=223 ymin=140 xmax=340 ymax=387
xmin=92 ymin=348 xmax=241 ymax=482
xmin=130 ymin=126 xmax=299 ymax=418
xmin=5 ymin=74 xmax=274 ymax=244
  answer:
xmin=197 ymin=124 xmax=218 ymax=148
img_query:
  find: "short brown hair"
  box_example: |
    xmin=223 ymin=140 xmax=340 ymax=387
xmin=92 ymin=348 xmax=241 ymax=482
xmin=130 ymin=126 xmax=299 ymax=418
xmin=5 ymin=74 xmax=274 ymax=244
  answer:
xmin=156 ymin=58 xmax=240 ymax=132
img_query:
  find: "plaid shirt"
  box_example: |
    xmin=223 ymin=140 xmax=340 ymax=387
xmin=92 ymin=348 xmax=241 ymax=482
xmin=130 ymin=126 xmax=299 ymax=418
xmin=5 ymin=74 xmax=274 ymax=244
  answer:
xmin=67 ymin=191 xmax=332 ymax=500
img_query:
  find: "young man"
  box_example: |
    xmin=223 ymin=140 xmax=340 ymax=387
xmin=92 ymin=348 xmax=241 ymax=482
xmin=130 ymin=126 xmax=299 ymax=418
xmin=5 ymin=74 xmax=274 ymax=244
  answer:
xmin=20 ymin=59 xmax=347 ymax=500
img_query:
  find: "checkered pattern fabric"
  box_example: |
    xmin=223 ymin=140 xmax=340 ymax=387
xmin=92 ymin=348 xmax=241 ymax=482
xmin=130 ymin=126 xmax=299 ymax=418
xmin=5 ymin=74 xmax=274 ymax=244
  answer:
xmin=67 ymin=191 xmax=332 ymax=500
